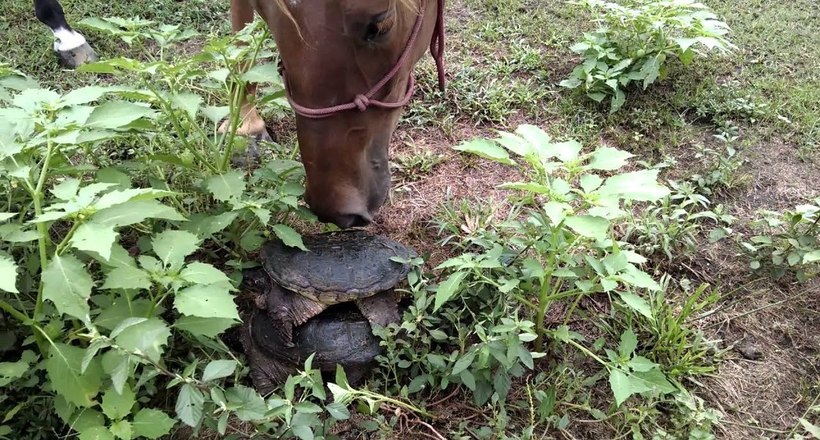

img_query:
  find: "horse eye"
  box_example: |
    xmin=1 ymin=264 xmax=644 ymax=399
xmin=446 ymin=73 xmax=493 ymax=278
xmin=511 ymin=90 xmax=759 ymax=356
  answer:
xmin=363 ymin=12 xmax=393 ymax=42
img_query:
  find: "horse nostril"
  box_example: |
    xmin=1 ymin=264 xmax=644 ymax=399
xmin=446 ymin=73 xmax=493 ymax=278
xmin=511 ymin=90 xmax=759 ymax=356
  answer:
xmin=334 ymin=213 xmax=372 ymax=229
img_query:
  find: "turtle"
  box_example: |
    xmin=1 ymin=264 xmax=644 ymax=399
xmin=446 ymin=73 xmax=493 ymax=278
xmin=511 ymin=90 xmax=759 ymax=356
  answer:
xmin=240 ymin=229 xmax=416 ymax=392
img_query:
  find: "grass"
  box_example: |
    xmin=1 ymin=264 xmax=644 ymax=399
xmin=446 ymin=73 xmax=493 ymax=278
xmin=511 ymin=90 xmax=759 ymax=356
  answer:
xmin=2 ymin=0 xmax=819 ymax=438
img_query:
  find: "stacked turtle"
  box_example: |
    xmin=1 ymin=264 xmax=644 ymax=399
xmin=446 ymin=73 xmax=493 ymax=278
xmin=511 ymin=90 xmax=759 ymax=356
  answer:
xmin=240 ymin=230 xmax=415 ymax=393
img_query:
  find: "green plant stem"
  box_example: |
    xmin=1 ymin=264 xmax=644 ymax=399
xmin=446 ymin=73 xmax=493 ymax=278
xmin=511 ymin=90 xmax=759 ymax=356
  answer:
xmin=32 ymin=140 xmax=56 ymax=320
xmin=0 ymin=299 xmax=30 ymax=323
xmin=354 ymin=390 xmax=435 ymax=419
xmin=534 ymin=276 xmax=552 ymax=352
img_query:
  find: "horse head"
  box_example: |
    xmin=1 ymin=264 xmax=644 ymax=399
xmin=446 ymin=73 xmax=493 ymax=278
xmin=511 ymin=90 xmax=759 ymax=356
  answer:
xmin=253 ymin=0 xmax=444 ymax=228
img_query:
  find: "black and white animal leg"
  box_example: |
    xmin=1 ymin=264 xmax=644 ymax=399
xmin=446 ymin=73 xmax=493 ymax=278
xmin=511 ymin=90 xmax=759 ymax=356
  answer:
xmin=33 ymin=0 xmax=98 ymax=68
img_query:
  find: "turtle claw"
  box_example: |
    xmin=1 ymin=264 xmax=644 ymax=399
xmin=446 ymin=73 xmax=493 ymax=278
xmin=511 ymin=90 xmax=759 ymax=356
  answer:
xmin=56 ymin=43 xmax=98 ymax=69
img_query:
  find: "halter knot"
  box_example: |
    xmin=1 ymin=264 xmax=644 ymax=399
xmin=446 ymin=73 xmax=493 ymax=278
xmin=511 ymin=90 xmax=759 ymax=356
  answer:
xmin=354 ymin=94 xmax=370 ymax=112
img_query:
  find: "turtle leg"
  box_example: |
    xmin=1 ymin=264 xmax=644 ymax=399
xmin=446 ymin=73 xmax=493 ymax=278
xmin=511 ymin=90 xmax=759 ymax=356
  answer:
xmin=241 ymin=312 xmax=296 ymax=393
xmin=355 ymin=290 xmax=401 ymax=329
xmin=264 ymin=284 xmax=327 ymax=347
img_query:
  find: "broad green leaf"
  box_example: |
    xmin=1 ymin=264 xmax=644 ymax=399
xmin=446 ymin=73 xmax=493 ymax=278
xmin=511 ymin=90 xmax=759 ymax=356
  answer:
xmin=225 ymin=385 xmax=267 ymax=421
xmin=586 ymin=147 xmax=634 ymax=171
xmin=240 ymin=63 xmax=280 ymax=83
xmin=204 ymin=171 xmax=246 ymax=202
xmin=202 ymin=106 xmax=230 ymax=124
xmin=0 ymin=352 xmax=31 ymax=386
xmin=628 ymin=356 xmax=657 ymax=373
xmin=618 ymin=329 xmax=637 ymax=358
xmin=452 ymin=350 xmax=477 ymax=375
xmin=67 ymin=408 xmax=106 ymax=434
xmin=174 ymin=316 xmax=236 ymax=337
xmin=182 ymin=212 xmax=238 ymax=237
xmin=176 ymin=384 xmax=205 ymax=427
xmin=272 ymin=224 xmax=307 ymax=251
xmin=202 ymin=360 xmax=238 ymax=382
xmin=71 ymin=222 xmax=118 ymax=261
xmin=79 ymin=427 xmax=115 ymax=440
xmin=171 ymin=93 xmax=202 ymax=120
xmin=546 ymin=140 xmax=583 ymax=162
xmin=86 ymin=102 xmax=154 ymax=129
xmin=94 ymin=299 xmax=155 ymax=331
xmin=102 ymin=266 xmax=152 ymax=290
xmin=100 ymin=385 xmax=136 ymax=421
xmin=453 ymin=139 xmax=515 ymax=165
xmin=804 ymin=250 xmax=820 ymax=263
xmin=43 ymin=254 xmax=93 ymax=320
xmin=93 ymin=199 xmax=185 ymax=227
xmin=109 ymin=420 xmax=132 ymax=440
xmin=115 ymin=318 xmax=171 ymax=363
xmin=496 ymin=131 xmax=537 ymax=158
xmin=60 ymin=86 xmax=109 ymax=106
xmin=619 ymin=265 xmax=662 ymax=291
xmin=433 ymin=271 xmax=467 ymax=312
xmin=597 ymin=169 xmax=670 ymax=202
xmin=631 ymin=368 xmax=677 ymax=394
xmin=175 ymin=284 xmax=240 ymax=320
xmin=0 ymin=255 xmax=18 ymax=293
xmin=609 ymin=368 xmax=648 ymax=407
xmin=180 ymin=262 xmax=232 ymax=286
xmin=152 ymin=230 xmax=199 ymax=268
xmin=325 ymin=402 xmax=350 ymax=420
xmin=46 ymin=343 xmax=103 ymax=408
xmin=110 ymin=318 xmax=149 ymax=339
xmin=618 ymin=291 xmax=653 ymax=320
xmin=799 ymin=419 xmax=820 ymax=438
xmin=101 ymin=351 xmax=131 ymax=395
xmin=564 ymin=215 xmax=610 ymax=242
xmin=0 ymin=212 xmax=17 ymax=222
xmin=132 ymin=409 xmax=175 ymax=439
xmin=93 ymin=188 xmax=172 ymax=211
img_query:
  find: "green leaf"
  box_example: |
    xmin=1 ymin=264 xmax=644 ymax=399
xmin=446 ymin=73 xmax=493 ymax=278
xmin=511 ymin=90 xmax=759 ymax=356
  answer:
xmin=618 ymin=329 xmax=637 ymax=358
xmin=225 ymin=385 xmax=267 ymax=421
xmin=46 ymin=343 xmax=103 ymax=408
xmin=175 ymin=284 xmax=240 ymax=320
xmin=433 ymin=271 xmax=467 ymax=312
xmin=109 ymin=420 xmax=132 ymax=440
xmin=202 ymin=106 xmax=230 ymax=124
xmin=610 ymin=369 xmax=637 ymax=406
xmin=799 ymin=419 xmax=820 ymax=438
xmin=240 ymin=63 xmax=280 ymax=83
xmin=617 ymin=291 xmax=654 ymax=320
xmin=174 ymin=316 xmax=237 ymax=337
xmin=71 ymin=222 xmax=118 ymax=261
xmin=619 ymin=265 xmax=662 ymax=291
xmin=0 ymin=255 xmax=19 ymax=293
xmin=152 ymin=230 xmax=199 ymax=268
xmin=202 ymin=360 xmax=237 ymax=382
xmin=102 ymin=351 xmax=131 ymax=395
xmin=804 ymin=250 xmax=820 ymax=263
xmin=79 ymin=427 xmax=115 ymax=440
xmin=564 ymin=215 xmax=610 ymax=242
xmin=101 ymin=385 xmax=136 ymax=421
xmin=586 ymin=147 xmax=634 ymax=171
xmin=597 ymin=169 xmax=670 ymax=202
xmin=180 ymin=262 xmax=232 ymax=286
xmin=43 ymin=254 xmax=93 ymax=320
xmin=0 ymin=352 xmax=32 ymax=387
xmin=171 ymin=93 xmax=202 ymax=120
xmin=545 ymin=140 xmax=583 ymax=163
xmin=176 ymin=384 xmax=204 ymax=427
xmin=272 ymin=224 xmax=307 ymax=251
xmin=132 ymin=409 xmax=175 ymax=439
xmin=204 ymin=171 xmax=246 ymax=202
xmin=453 ymin=139 xmax=515 ymax=165
xmin=326 ymin=402 xmax=350 ymax=420
xmin=452 ymin=350 xmax=477 ymax=375
xmin=628 ymin=356 xmax=657 ymax=373
xmin=87 ymin=102 xmax=154 ymax=129
xmin=93 ymin=199 xmax=185 ymax=227
xmin=102 ymin=266 xmax=152 ymax=291
xmin=115 ymin=318 xmax=171 ymax=363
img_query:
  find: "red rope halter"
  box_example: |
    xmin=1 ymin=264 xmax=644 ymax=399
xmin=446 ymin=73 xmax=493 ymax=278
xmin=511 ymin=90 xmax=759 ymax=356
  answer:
xmin=280 ymin=0 xmax=446 ymax=119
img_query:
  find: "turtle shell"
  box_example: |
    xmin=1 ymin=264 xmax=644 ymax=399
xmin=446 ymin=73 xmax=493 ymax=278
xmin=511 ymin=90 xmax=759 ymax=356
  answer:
xmin=260 ymin=229 xmax=416 ymax=304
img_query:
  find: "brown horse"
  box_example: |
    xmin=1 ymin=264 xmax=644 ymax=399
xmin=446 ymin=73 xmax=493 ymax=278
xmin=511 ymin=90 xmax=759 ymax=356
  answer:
xmin=230 ymin=0 xmax=445 ymax=228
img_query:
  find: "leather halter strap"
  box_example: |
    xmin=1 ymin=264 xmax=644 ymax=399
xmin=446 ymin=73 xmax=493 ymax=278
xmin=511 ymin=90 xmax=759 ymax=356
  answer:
xmin=279 ymin=0 xmax=446 ymax=119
